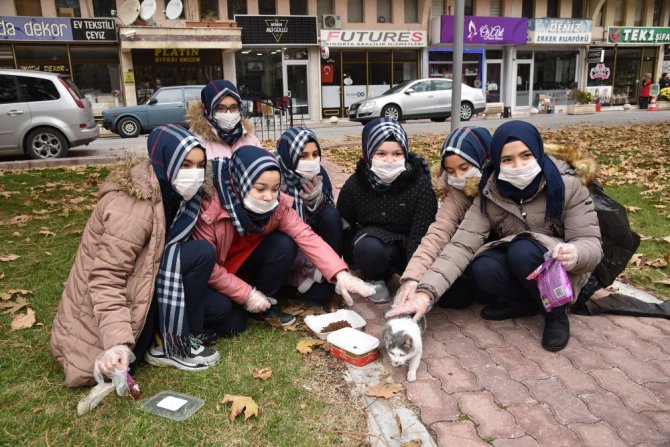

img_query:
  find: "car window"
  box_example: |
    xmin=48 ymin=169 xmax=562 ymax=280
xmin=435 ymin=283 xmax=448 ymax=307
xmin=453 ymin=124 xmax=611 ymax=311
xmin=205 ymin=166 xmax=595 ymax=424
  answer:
xmin=154 ymin=89 xmax=183 ymax=103
xmin=383 ymin=80 xmax=412 ymax=95
xmin=410 ymin=81 xmax=431 ymax=93
xmin=17 ymin=76 xmax=60 ymax=102
xmin=432 ymin=80 xmax=452 ymax=91
xmin=0 ymin=75 xmax=19 ymax=104
xmin=184 ymin=88 xmax=200 ymax=103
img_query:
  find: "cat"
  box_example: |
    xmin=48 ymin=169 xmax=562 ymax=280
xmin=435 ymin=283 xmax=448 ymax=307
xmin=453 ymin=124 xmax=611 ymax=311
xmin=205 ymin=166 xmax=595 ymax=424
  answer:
xmin=381 ymin=316 xmax=426 ymax=382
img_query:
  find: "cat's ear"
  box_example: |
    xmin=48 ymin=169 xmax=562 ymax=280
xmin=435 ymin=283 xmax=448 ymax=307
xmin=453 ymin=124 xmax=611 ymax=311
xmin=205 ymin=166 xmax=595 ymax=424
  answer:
xmin=402 ymin=334 xmax=414 ymax=350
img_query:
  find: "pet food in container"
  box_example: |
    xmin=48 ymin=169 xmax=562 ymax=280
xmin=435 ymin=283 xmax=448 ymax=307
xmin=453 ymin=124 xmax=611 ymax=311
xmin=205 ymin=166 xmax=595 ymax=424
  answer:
xmin=304 ymin=309 xmax=366 ymax=340
xmin=327 ymin=327 xmax=380 ymax=367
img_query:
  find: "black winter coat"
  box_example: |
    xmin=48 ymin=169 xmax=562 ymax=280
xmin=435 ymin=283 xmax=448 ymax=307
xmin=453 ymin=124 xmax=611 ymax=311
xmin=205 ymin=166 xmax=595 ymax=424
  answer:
xmin=337 ymin=156 xmax=438 ymax=263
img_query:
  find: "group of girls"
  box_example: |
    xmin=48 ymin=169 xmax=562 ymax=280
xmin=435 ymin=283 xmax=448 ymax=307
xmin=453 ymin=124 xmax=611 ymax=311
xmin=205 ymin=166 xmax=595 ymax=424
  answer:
xmin=51 ymin=79 xmax=602 ymax=389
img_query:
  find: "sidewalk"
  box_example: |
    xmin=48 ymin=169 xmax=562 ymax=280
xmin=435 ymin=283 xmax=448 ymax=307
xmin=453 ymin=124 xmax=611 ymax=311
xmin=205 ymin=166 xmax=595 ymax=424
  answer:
xmin=323 ymin=159 xmax=670 ymax=447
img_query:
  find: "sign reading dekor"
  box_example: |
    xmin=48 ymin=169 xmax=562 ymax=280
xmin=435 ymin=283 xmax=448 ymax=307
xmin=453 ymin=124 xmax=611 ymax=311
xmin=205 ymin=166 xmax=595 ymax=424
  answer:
xmin=608 ymin=27 xmax=670 ymax=44
xmin=320 ymin=30 xmax=427 ymax=47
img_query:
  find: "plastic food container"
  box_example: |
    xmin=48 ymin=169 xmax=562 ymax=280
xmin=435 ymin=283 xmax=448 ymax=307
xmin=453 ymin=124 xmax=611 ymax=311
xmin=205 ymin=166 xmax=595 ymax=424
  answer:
xmin=141 ymin=391 xmax=205 ymax=421
xmin=327 ymin=327 xmax=380 ymax=367
xmin=304 ymin=309 xmax=366 ymax=340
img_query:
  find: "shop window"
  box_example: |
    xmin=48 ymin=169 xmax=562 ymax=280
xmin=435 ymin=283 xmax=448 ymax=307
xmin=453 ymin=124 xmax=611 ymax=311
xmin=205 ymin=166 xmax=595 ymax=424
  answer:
xmin=317 ymin=0 xmax=333 ymax=16
xmin=614 ymin=47 xmax=641 ymax=103
xmin=15 ymin=45 xmax=69 ymax=74
xmin=489 ymin=0 xmax=502 ymax=17
xmin=92 ymin=0 xmax=115 ymax=17
xmin=290 ymin=0 xmax=308 ymax=15
xmin=70 ymin=45 xmax=119 ymax=102
xmin=431 ymin=0 xmax=445 ymax=17
xmin=0 ymin=45 xmax=14 ymax=69
xmin=571 ymin=0 xmax=584 ymax=18
xmin=393 ymin=50 xmax=418 ymax=83
xmin=653 ymin=0 xmax=661 ymax=26
xmin=15 ymin=0 xmax=42 ymax=16
xmin=377 ymin=0 xmax=392 ymax=23
xmin=613 ymin=0 xmax=624 ymax=26
xmin=587 ymin=48 xmax=616 ymax=105
xmin=259 ymin=0 xmax=276 ymax=15
xmin=533 ymin=51 xmax=577 ymax=91
xmin=368 ymin=51 xmax=392 ymax=96
xmin=634 ymin=0 xmax=644 ymax=26
xmin=235 ymin=50 xmax=281 ymax=100
xmin=228 ymin=0 xmax=247 ymax=20
xmin=199 ymin=0 xmax=219 ymax=21
xmin=547 ymin=0 xmax=559 ymax=18
xmin=464 ymin=0 xmax=474 ymax=16
xmin=404 ymin=0 xmax=418 ymax=23
xmin=521 ymin=0 xmax=533 ymax=18
xmin=348 ymin=0 xmax=364 ymax=23
xmin=486 ymin=50 xmax=503 ymax=59
xmin=55 ymin=0 xmax=81 ymax=17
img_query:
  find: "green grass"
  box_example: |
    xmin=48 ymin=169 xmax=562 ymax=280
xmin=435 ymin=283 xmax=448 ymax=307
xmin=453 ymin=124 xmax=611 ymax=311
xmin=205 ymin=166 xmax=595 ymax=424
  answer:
xmin=0 ymin=167 xmax=367 ymax=447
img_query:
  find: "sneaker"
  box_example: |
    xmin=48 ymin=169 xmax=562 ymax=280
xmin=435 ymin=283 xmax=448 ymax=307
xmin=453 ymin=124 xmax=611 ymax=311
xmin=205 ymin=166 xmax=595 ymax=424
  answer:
xmin=193 ymin=329 xmax=220 ymax=347
xmin=144 ymin=336 xmax=220 ymax=371
xmin=367 ymin=280 xmax=390 ymax=303
xmin=249 ymin=306 xmax=297 ymax=326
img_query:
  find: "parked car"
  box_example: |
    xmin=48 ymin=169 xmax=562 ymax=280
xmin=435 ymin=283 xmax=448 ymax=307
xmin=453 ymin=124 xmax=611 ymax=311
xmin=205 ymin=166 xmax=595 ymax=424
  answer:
xmin=348 ymin=78 xmax=486 ymax=123
xmin=0 ymin=69 xmax=99 ymax=159
xmin=102 ymin=85 xmax=205 ymax=138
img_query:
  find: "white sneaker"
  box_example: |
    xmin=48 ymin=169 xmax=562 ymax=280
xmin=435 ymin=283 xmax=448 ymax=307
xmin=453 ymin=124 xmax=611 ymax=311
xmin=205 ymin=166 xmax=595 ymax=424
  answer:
xmin=144 ymin=336 xmax=219 ymax=371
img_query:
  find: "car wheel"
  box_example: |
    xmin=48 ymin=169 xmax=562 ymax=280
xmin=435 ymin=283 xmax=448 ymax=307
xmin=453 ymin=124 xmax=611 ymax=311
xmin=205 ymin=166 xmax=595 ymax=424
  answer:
xmin=382 ymin=104 xmax=402 ymax=121
xmin=117 ymin=117 xmax=141 ymax=138
xmin=460 ymin=102 xmax=474 ymax=121
xmin=25 ymin=127 xmax=69 ymax=159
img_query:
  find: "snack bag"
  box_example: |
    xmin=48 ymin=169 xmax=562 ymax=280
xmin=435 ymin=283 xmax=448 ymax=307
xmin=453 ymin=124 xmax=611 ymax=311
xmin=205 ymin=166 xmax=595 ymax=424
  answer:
xmin=527 ymin=256 xmax=573 ymax=312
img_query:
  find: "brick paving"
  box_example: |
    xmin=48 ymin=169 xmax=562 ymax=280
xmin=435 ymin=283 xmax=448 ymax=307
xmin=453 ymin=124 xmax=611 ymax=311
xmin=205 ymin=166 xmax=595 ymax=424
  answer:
xmin=323 ymin=157 xmax=670 ymax=447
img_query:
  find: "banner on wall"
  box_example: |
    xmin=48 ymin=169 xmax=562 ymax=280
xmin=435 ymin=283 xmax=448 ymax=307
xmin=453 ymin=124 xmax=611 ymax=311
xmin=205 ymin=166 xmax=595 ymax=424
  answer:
xmin=0 ymin=16 xmax=116 ymax=41
xmin=440 ymin=16 xmax=528 ymax=45
xmin=529 ymin=19 xmax=592 ymax=44
xmin=321 ymin=64 xmax=334 ymax=83
xmin=607 ymin=27 xmax=670 ymax=44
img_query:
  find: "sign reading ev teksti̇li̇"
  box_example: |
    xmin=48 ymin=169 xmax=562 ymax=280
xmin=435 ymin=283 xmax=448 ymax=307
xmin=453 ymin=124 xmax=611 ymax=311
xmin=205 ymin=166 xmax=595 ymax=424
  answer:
xmin=608 ymin=27 xmax=670 ymax=44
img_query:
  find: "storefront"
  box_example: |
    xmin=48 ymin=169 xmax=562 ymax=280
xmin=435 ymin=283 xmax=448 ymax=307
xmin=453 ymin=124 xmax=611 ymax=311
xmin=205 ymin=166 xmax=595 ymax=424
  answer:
xmin=319 ymin=30 xmax=426 ymax=118
xmin=0 ymin=16 xmax=119 ymax=113
xmin=234 ymin=15 xmax=319 ymax=119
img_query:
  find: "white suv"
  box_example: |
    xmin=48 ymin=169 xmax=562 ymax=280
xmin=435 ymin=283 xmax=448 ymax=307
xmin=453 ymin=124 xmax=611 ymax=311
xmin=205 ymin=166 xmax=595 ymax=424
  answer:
xmin=0 ymin=69 xmax=99 ymax=159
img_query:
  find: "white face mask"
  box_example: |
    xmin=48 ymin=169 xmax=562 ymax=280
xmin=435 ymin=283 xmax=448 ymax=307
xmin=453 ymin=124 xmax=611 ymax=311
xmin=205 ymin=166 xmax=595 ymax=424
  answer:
xmin=243 ymin=194 xmax=279 ymax=214
xmin=447 ymin=167 xmax=481 ymax=190
xmin=173 ymin=168 xmax=205 ymax=201
xmin=295 ymin=157 xmax=321 ymax=179
xmin=215 ymin=111 xmax=241 ymax=131
xmin=498 ymin=159 xmax=542 ymax=190
xmin=370 ymin=158 xmax=406 ymax=184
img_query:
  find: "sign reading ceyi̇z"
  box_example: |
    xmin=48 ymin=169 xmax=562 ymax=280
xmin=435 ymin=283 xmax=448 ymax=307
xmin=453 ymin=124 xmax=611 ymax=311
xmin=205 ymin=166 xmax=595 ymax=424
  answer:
xmin=320 ymin=30 xmax=426 ymax=47
xmin=236 ymin=15 xmax=317 ymax=45
xmin=608 ymin=26 xmax=670 ymax=44
xmin=0 ymin=16 xmax=116 ymax=41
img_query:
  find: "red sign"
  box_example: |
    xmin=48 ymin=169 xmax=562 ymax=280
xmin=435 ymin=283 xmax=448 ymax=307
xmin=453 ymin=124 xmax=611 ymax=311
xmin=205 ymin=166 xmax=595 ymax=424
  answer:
xmin=321 ymin=63 xmax=334 ymax=83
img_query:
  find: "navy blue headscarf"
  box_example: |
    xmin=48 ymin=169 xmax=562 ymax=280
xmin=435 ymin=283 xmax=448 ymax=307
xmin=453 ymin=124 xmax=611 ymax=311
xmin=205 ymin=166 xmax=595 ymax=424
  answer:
xmin=201 ymin=80 xmax=244 ymax=146
xmin=479 ymin=120 xmax=565 ymax=222
xmin=441 ymin=126 xmax=491 ymax=170
xmin=212 ymin=146 xmax=281 ymax=235
xmin=147 ymin=124 xmax=205 ymax=357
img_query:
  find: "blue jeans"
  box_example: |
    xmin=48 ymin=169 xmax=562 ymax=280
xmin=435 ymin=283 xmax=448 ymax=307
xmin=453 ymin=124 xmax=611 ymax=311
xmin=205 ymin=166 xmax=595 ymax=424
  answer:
xmin=353 ymin=235 xmax=406 ymax=281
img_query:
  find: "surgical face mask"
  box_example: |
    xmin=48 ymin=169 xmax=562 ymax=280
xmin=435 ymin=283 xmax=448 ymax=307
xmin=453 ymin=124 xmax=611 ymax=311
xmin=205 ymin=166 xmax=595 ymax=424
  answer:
xmin=214 ymin=111 xmax=241 ymax=131
xmin=447 ymin=167 xmax=481 ymax=190
xmin=295 ymin=157 xmax=321 ymax=179
xmin=370 ymin=158 xmax=406 ymax=184
xmin=498 ymin=159 xmax=542 ymax=190
xmin=243 ymin=194 xmax=279 ymax=214
xmin=173 ymin=168 xmax=205 ymax=201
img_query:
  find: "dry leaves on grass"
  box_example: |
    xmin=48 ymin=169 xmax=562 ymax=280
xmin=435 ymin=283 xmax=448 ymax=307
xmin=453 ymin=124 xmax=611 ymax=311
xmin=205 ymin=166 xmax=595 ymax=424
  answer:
xmin=401 ymin=441 xmax=422 ymax=447
xmin=630 ymin=253 xmax=670 ymax=269
xmin=217 ymin=395 xmax=259 ymax=421
xmin=296 ymin=338 xmax=327 ymax=354
xmin=11 ymin=308 xmax=35 ymax=330
xmin=0 ymin=254 xmax=20 ymax=262
xmin=252 ymin=367 xmax=272 ymax=380
xmin=366 ymin=382 xmax=403 ymax=399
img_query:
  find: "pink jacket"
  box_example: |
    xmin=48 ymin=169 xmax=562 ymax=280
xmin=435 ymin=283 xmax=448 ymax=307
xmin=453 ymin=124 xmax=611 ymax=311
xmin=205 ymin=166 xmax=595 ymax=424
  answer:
xmin=192 ymin=193 xmax=348 ymax=304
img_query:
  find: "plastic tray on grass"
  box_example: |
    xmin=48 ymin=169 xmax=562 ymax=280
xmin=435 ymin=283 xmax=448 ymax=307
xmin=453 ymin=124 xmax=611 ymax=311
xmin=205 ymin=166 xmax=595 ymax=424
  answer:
xmin=304 ymin=309 xmax=366 ymax=340
xmin=326 ymin=327 xmax=380 ymax=366
xmin=141 ymin=390 xmax=204 ymax=421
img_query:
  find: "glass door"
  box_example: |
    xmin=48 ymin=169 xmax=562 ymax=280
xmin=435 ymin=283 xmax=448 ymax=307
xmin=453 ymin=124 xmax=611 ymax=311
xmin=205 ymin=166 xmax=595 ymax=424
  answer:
xmin=485 ymin=61 xmax=502 ymax=103
xmin=284 ymin=62 xmax=309 ymax=117
xmin=515 ymin=61 xmax=532 ymax=109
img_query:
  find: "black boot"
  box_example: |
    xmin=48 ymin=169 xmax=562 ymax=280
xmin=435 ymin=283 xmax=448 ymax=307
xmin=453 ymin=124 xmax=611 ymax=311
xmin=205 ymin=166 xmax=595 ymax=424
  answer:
xmin=542 ymin=307 xmax=570 ymax=352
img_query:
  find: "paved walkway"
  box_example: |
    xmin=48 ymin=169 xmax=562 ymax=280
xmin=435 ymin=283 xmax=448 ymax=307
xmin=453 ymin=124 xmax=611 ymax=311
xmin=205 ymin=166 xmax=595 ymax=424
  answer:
xmin=323 ymin=159 xmax=670 ymax=447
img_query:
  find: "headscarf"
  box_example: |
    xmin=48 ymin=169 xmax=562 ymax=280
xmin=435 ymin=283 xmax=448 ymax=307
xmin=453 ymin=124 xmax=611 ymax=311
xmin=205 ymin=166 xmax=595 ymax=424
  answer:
xmin=201 ymin=80 xmax=244 ymax=146
xmin=147 ymin=124 xmax=205 ymax=358
xmin=212 ymin=146 xmax=281 ymax=235
xmin=479 ymin=120 xmax=565 ymax=222
xmin=276 ymin=127 xmax=333 ymax=220
xmin=440 ymin=126 xmax=491 ymax=170
xmin=361 ymin=117 xmax=429 ymax=192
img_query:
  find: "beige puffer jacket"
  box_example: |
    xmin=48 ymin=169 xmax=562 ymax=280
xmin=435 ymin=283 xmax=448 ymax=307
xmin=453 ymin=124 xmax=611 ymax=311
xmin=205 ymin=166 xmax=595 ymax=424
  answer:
xmin=50 ymin=160 xmax=165 ymax=388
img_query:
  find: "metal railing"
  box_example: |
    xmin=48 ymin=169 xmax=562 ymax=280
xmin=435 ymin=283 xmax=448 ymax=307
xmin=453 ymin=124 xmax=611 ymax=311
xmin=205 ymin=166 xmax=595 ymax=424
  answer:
xmin=242 ymin=97 xmax=305 ymax=142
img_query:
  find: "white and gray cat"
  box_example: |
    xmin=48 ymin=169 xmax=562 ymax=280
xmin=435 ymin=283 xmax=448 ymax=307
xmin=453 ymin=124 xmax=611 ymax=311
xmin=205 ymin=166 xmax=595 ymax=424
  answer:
xmin=381 ymin=316 xmax=426 ymax=382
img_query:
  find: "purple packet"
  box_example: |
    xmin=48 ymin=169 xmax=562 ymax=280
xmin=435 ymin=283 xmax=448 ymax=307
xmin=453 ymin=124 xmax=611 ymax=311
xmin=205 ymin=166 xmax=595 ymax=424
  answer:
xmin=526 ymin=257 xmax=573 ymax=312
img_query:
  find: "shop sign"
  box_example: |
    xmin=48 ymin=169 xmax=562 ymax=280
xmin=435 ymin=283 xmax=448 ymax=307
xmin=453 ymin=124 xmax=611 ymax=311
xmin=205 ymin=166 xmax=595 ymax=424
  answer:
xmin=320 ymin=30 xmax=426 ymax=47
xmin=154 ymin=49 xmax=201 ymax=63
xmin=236 ymin=15 xmax=317 ymax=45
xmin=0 ymin=16 xmax=116 ymax=42
xmin=440 ymin=16 xmax=528 ymax=45
xmin=587 ymin=48 xmax=604 ymax=63
xmin=18 ymin=64 xmax=68 ymax=73
xmin=607 ymin=26 xmax=670 ymax=44
xmin=589 ymin=63 xmax=610 ymax=80
xmin=529 ymin=19 xmax=592 ymax=44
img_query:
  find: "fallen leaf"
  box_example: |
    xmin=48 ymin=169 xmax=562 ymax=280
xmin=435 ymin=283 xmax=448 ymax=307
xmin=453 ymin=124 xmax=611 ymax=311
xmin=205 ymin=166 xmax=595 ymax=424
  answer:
xmin=0 ymin=272 xmax=4 ymax=280
xmin=252 ymin=367 xmax=272 ymax=380
xmin=265 ymin=317 xmax=284 ymax=329
xmin=1 ymin=296 xmax=28 ymax=314
xmin=39 ymin=230 xmax=56 ymax=237
xmin=0 ymin=291 xmax=12 ymax=300
xmin=11 ymin=232 xmax=21 ymax=237
xmin=401 ymin=441 xmax=422 ymax=447
xmin=653 ymin=205 xmax=667 ymax=209
xmin=395 ymin=413 xmax=403 ymax=437
xmin=32 ymin=209 xmax=49 ymax=215
xmin=0 ymin=254 xmax=20 ymax=262
xmin=296 ymin=338 xmax=326 ymax=354
xmin=45 ymin=252 xmax=52 ymax=256
xmin=220 ymin=395 xmax=259 ymax=421
xmin=8 ymin=215 xmax=31 ymax=225
xmin=663 ymin=236 xmax=670 ymax=244
xmin=366 ymin=382 xmax=403 ymax=399
xmin=630 ymin=253 xmax=647 ymax=267
xmin=625 ymin=205 xmax=641 ymax=213
xmin=653 ymin=280 xmax=670 ymax=286
xmin=7 ymin=289 xmax=33 ymax=296
xmin=649 ymin=258 xmax=668 ymax=268
xmin=299 ymin=403 xmax=307 ymax=409
xmin=70 ymin=197 xmax=86 ymax=204
xmin=11 ymin=308 xmax=35 ymax=330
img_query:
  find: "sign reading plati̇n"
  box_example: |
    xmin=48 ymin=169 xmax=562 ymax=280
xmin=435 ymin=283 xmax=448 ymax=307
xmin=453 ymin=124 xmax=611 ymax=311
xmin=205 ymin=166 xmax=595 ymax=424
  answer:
xmin=608 ymin=26 xmax=670 ymax=44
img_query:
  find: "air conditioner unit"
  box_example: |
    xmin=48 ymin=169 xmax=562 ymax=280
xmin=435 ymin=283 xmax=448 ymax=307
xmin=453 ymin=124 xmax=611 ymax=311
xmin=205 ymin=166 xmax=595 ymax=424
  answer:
xmin=322 ymin=14 xmax=341 ymax=29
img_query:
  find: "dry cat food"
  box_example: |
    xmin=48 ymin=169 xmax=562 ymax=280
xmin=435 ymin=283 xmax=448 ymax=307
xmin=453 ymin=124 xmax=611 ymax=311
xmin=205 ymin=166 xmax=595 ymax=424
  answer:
xmin=320 ymin=320 xmax=352 ymax=333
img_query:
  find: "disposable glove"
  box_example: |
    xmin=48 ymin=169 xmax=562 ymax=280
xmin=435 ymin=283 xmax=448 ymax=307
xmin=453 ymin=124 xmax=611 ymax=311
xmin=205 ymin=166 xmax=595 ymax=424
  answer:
xmin=93 ymin=344 xmax=134 ymax=385
xmin=551 ymin=243 xmax=579 ymax=271
xmin=244 ymin=287 xmax=272 ymax=313
xmin=300 ymin=176 xmax=325 ymax=210
xmin=385 ymin=291 xmax=432 ymax=322
xmin=391 ymin=280 xmax=418 ymax=309
xmin=335 ymin=271 xmax=376 ymax=306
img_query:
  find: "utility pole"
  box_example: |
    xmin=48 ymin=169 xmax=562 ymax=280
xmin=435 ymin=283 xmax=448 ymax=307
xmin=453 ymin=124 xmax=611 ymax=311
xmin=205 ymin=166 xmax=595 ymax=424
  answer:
xmin=451 ymin=0 xmax=464 ymax=131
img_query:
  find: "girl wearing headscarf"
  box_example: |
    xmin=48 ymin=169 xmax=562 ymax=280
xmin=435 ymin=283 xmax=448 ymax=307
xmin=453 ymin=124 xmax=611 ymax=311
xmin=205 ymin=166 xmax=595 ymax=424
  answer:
xmin=409 ymin=121 xmax=603 ymax=352
xmin=51 ymin=124 xmax=218 ymax=388
xmin=336 ymin=117 xmax=437 ymax=304
xmin=275 ymin=127 xmax=343 ymax=304
xmin=192 ymin=146 xmax=374 ymax=328
xmin=388 ymin=127 xmax=494 ymax=317
xmin=186 ymin=80 xmax=260 ymax=159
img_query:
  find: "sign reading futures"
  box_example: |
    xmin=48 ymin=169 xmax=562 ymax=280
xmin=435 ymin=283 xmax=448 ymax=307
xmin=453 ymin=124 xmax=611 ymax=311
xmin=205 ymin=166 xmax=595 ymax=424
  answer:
xmin=0 ymin=16 xmax=116 ymax=41
xmin=320 ymin=30 xmax=426 ymax=47
xmin=236 ymin=15 xmax=317 ymax=45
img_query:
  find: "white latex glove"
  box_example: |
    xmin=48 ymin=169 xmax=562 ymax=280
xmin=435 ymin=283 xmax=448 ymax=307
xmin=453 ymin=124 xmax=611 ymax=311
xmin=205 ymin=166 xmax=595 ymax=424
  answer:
xmin=93 ymin=344 xmax=134 ymax=384
xmin=335 ymin=271 xmax=376 ymax=306
xmin=391 ymin=280 xmax=418 ymax=309
xmin=299 ymin=175 xmax=325 ymax=209
xmin=551 ymin=242 xmax=579 ymax=271
xmin=244 ymin=287 xmax=272 ymax=313
xmin=385 ymin=291 xmax=432 ymax=322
